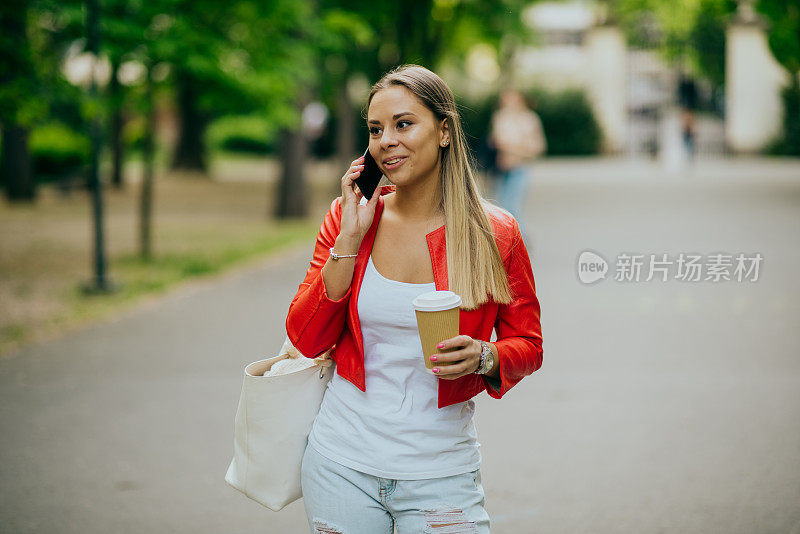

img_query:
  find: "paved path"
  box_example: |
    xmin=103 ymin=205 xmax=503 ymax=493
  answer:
xmin=2 ymin=158 xmax=799 ymax=533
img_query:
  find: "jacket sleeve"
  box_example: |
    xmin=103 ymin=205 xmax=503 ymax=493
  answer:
xmin=285 ymin=196 xmax=353 ymax=359
xmin=482 ymin=219 xmax=544 ymax=398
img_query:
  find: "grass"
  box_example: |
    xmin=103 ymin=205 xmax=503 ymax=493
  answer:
xmin=0 ymin=153 xmax=337 ymax=358
xmin=53 ymin=220 xmax=316 ymax=329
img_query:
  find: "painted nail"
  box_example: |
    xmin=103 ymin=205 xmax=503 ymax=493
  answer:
xmin=437 ymin=343 xmax=444 ymax=348
xmin=433 ymin=368 xmax=440 ymax=374
xmin=430 ymin=356 xmax=437 ymax=362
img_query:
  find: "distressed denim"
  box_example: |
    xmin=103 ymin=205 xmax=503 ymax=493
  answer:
xmin=301 ymin=442 xmax=490 ymax=533
xmin=498 ymin=166 xmax=529 ymax=226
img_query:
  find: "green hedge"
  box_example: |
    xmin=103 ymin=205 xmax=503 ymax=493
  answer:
xmin=30 ymin=122 xmax=90 ymax=179
xmin=530 ymin=88 xmax=601 ymax=155
xmin=768 ymin=79 xmax=800 ymax=156
xmin=206 ymin=115 xmax=279 ymax=154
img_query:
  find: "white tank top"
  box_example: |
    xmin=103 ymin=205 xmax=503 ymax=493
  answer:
xmin=307 ymin=253 xmax=481 ymax=480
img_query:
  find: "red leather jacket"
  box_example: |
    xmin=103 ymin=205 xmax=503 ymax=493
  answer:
xmin=285 ymin=185 xmax=543 ymax=408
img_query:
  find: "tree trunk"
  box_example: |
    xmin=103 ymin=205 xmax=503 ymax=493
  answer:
xmin=109 ymin=57 xmax=125 ymax=189
xmin=1 ymin=125 xmax=35 ymax=202
xmin=334 ymin=80 xmax=356 ymax=196
xmin=335 ymin=81 xmax=356 ymax=162
xmin=171 ymin=69 xmax=209 ymax=173
xmin=140 ymin=64 xmax=155 ymax=260
xmin=275 ymin=96 xmax=310 ymax=219
xmin=0 ymin=5 xmax=36 ymax=203
xmin=83 ymin=0 xmax=114 ymax=293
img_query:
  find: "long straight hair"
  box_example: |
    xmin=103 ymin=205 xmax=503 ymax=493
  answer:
xmin=367 ymin=65 xmax=513 ymax=309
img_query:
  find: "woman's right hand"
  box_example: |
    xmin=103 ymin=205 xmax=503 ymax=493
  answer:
xmin=339 ymin=155 xmax=380 ymax=241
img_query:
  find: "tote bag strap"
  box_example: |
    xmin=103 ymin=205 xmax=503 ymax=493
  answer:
xmin=312 ymin=349 xmax=333 ymax=378
xmin=281 ymin=334 xmax=333 ymax=379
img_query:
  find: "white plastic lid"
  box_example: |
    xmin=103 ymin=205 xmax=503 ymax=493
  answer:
xmin=412 ymin=290 xmax=462 ymax=312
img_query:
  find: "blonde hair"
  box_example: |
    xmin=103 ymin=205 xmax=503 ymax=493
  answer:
xmin=367 ymin=64 xmax=513 ymax=309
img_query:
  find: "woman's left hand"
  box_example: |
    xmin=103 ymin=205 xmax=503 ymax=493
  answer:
xmin=431 ymin=335 xmax=481 ymax=380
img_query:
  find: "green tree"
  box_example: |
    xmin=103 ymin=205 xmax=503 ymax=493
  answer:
xmin=157 ymin=0 xmax=323 ymax=174
xmin=0 ymin=0 xmax=77 ymax=201
xmin=105 ymin=0 xmax=168 ymax=258
xmin=758 ymin=0 xmax=800 ymax=154
xmin=102 ymin=0 xmax=147 ymax=189
xmin=0 ymin=3 xmax=39 ymax=201
xmin=690 ymin=0 xmax=737 ymax=88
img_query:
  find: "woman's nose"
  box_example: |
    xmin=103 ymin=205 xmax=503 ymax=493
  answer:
xmin=380 ymin=130 xmax=398 ymax=150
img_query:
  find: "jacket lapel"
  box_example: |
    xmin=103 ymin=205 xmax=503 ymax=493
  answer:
xmin=425 ymin=225 xmax=448 ymax=290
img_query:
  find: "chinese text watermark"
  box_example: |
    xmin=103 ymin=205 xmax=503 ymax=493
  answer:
xmin=577 ymin=250 xmax=763 ymax=285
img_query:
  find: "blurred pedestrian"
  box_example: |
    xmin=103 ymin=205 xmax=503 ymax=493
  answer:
xmin=488 ymin=89 xmax=546 ymax=241
xmin=678 ymin=73 xmax=698 ymax=161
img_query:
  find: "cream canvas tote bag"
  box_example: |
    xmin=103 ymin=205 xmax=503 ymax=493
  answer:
xmin=225 ymin=336 xmax=333 ymax=511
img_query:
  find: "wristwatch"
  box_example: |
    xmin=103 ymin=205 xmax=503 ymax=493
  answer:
xmin=475 ymin=340 xmax=495 ymax=375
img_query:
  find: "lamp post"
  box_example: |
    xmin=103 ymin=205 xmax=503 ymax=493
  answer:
xmin=81 ymin=0 xmax=118 ymax=295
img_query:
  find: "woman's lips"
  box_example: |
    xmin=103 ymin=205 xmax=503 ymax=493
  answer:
xmin=383 ymin=156 xmax=407 ymax=170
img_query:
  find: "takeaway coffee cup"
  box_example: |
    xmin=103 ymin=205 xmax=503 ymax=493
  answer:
xmin=412 ymin=290 xmax=462 ymax=373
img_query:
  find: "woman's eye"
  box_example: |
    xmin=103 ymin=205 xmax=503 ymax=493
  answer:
xmin=368 ymin=121 xmax=410 ymax=136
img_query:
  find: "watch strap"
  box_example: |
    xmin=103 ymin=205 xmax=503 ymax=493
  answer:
xmin=475 ymin=340 xmax=494 ymax=375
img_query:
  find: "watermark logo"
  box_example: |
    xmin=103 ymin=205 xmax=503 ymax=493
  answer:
xmin=577 ymin=251 xmax=763 ymax=284
xmin=577 ymin=250 xmax=609 ymax=284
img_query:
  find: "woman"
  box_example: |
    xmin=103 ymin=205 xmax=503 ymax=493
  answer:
xmin=488 ymin=89 xmax=546 ymax=243
xmin=286 ymin=65 xmax=543 ymax=534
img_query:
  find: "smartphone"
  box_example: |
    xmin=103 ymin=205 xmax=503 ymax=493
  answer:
xmin=354 ymin=147 xmax=383 ymax=201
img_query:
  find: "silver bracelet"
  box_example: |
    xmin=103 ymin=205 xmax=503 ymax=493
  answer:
xmin=329 ymin=246 xmax=358 ymax=261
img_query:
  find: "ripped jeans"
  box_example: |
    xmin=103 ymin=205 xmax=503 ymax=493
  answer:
xmin=301 ymin=442 xmax=491 ymax=533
